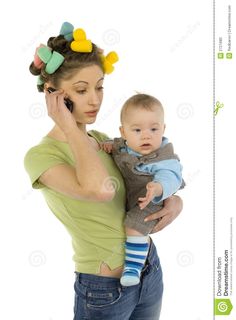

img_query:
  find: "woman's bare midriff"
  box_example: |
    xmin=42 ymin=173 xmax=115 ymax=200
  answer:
xmin=98 ymin=263 xmax=124 ymax=278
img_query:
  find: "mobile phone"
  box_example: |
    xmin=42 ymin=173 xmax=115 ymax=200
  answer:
xmin=47 ymin=87 xmax=74 ymax=113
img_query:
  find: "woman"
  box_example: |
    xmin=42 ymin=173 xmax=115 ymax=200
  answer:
xmin=24 ymin=22 xmax=183 ymax=319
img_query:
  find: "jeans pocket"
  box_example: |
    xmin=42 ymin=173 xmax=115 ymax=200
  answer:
xmin=86 ymin=286 xmax=122 ymax=309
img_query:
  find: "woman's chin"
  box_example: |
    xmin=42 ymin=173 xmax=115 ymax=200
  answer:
xmin=76 ymin=118 xmax=96 ymax=125
xmin=86 ymin=118 xmax=97 ymax=124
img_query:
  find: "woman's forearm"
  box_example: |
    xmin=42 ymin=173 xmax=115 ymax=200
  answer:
xmin=65 ymin=127 xmax=114 ymax=200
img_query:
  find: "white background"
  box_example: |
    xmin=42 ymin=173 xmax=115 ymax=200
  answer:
xmin=0 ymin=0 xmax=221 ymax=319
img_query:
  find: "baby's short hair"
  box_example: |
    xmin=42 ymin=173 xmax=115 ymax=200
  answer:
xmin=120 ymin=93 xmax=164 ymax=124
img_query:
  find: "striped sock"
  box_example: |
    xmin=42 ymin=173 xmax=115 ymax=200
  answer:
xmin=120 ymin=236 xmax=149 ymax=286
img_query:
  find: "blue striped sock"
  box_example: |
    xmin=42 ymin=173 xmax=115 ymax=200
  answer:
xmin=120 ymin=236 xmax=149 ymax=286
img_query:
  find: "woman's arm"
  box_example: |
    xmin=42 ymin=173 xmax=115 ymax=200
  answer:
xmin=39 ymin=90 xmax=115 ymax=202
xmin=144 ymin=195 xmax=183 ymax=233
xmin=65 ymin=127 xmax=115 ymax=201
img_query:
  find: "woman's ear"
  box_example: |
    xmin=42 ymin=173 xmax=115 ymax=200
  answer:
xmin=44 ymin=83 xmax=49 ymax=90
xmin=44 ymin=81 xmax=54 ymax=91
xmin=119 ymin=126 xmax=126 ymax=140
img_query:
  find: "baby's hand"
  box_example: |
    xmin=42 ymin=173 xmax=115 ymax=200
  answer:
xmin=99 ymin=141 xmax=114 ymax=153
xmin=138 ymin=182 xmax=162 ymax=210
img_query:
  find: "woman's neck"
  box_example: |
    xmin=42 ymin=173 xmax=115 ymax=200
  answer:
xmin=48 ymin=123 xmax=87 ymax=142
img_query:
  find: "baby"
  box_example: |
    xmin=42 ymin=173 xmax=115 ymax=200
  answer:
xmin=100 ymin=93 xmax=185 ymax=286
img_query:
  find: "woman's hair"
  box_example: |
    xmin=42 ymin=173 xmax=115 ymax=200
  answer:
xmin=120 ymin=93 xmax=164 ymax=124
xmin=29 ymin=35 xmax=103 ymax=92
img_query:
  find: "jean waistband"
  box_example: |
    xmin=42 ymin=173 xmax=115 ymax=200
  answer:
xmin=75 ymin=271 xmax=121 ymax=285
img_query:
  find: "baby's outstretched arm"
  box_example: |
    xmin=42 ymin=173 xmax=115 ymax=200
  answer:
xmin=99 ymin=140 xmax=114 ymax=153
xmin=138 ymin=181 xmax=163 ymax=210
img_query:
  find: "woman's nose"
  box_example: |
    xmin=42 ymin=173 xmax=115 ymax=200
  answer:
xmin=88 ymin=91 xmax=100 ymax=105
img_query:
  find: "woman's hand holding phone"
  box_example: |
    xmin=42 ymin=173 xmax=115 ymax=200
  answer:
xmin=47 ymin=87 xmax=74 ymax=112
xmin=45 ymin=88 xmax=77 ymax=135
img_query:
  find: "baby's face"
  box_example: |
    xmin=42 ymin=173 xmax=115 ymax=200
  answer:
xmin=120 ymin=105 xmax=165 ymax=155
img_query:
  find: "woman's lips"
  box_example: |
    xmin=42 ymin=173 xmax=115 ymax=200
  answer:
xmin=85 ymin=110 xmax=98 ymax=117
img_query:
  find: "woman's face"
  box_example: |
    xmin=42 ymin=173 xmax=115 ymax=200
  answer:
xmin=59 ymin=65 xmax=104 ymax=124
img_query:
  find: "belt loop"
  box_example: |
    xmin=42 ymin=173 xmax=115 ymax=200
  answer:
xmin=75 ymin=271 xmax=80 ymax=281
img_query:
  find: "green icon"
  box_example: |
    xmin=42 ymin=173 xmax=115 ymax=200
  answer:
xmin=218 ymin=52 xmax=224 ymax=59
xmin=214 ymin=101 xmax=224 ymax=115
xmin=214 ymin=299 xmax=233 ymax=315
xmin=226 ymin=52 xmax=232 ymax=59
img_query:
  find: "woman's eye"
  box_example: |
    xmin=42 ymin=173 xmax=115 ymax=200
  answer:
xmin=97 ymin=86 xmax=104 ymax=91
xmin=76 ymin=90 xmax=87 ymax=94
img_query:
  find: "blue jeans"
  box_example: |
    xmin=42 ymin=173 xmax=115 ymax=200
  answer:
xmin=73 ymin=239 xmax=163 ymax=319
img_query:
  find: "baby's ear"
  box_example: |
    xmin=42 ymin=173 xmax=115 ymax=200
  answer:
xmin=119 ymin=126 xmax=126 ymax=139
xmin=163 ymin=124 xmax=166 ymax=133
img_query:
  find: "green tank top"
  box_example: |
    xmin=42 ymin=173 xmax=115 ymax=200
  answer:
xmin=24 ymin=130 xmax=126 ymax=273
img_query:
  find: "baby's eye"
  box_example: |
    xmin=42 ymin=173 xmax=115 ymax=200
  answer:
xmin=133 ymin=129 xmax=141 ymax=132
xmin=151 ymin=128 xmax=158 ymax=132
